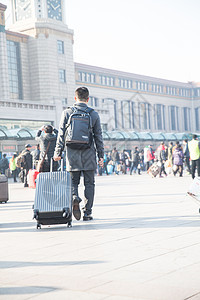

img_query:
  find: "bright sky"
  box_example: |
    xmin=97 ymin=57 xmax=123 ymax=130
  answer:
xmin=2 ymin=0 xmax=200 ymax=83
xmin=66 ymin=0 xmax=200 ymax=83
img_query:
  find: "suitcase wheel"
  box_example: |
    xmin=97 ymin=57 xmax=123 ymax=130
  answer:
xmin=33 ymin=209 xmax=39 ymax=220
xmin=67 ymin=221 xmax=72 ymax=228
xmin=36 ymin=223 xmax=41 ymax=229
xmin=63 ymin=207 xmax=70 ymax=219
xmin=199 ymin=208 xmax=200 ymax=214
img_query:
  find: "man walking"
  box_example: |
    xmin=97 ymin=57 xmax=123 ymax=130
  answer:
xmin=20 ymin=144 xmax=32 ymax=187
xmin=0 ymin=154 xmax=9 ymax=175
xmin=111 ymin=147 xmax=120 ymax=175
xmin=54 ymin=87 xmax=104 ymax=221
xmin=183 ymin=139 xmax=191 ymax=174
xmin=188 ymin=135 xmax=200 ymax=179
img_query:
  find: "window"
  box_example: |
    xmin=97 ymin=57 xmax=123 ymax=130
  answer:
xmin=59 ymin=69 xmax=66 ymax=83
xmin=183 ymin=107 xmax=191 ymax=131
xmin=169 ymin=106 xmax=179 ymax=130
xmin=154 ymin=104 xmax=165 ymax=130
xmin=57 ymin=40 xmax=64 ymax=54
xmin=100 ymin=75 xmax=115 ymax=86
xmin=156 ymin=104 xmax=162 ymax=130
xmin=101 ymin=124 xmax=108 ymax=131
xmin=62 ymin=98 xmax=67 ymax=106
xmin=78 ymin=72 xmax=96 ymax=83
xmin=89 ymin=96 xmax=99 ymax=107
xmin=121 ymin=101 xmax=131 ymax=129
xmin=136 ymin=81 xmax=149 ymax=91
xmin=195 ymin=108 xmax=200 ymax=131
xmin=119 ymin=78 xmax=132 ymax=89
xmin=7 ymin=40 xmax=23 ymax=99
xmin=131 ymin=102 xmax=135 ymax=128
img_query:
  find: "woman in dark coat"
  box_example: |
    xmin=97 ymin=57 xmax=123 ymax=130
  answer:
xmin=173 ymin=144 xmax=184 ymax=177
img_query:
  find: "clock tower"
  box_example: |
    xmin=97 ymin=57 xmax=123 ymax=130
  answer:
xmin=11 ymin=0 xmax=67 ymax=25
xmin=8 ymin=0 xmax=76 ymax=118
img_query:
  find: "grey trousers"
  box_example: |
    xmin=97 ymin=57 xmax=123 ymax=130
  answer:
xmin=70 ymin=170 xmax=95 ymax=215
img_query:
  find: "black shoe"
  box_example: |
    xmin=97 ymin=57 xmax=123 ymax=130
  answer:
xmin=24 ymin=183 xmax=28 ymax=187
xmin=72 ymin=199 xmax=81 ymax=220
xmin=83 ymin=214 xmax=93 ymax=221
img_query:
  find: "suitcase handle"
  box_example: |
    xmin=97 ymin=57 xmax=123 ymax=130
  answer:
xmin=50 ymin=157 xmax=64 ymax=172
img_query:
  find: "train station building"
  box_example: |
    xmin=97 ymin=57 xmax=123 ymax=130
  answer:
xmin=0 ymin=1 xmax=200 ymax=156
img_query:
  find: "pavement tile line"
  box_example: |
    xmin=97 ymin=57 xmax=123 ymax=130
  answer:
xmin=86 ymin=239 xmax=200 ymax=280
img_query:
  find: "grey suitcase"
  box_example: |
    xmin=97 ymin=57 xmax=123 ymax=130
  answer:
xmin=33 ymin=160 xmax=72 ymax=229
xmin=0 ymin=174 xmax=9 ymax=203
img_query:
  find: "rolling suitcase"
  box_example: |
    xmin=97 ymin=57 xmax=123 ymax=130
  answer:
xmin=33 ymin=159 xmax=72 ymax=229
xmin=148 ymin=162 xmax=161 ymax=178
xmin=28 ymin=169 xmax=39 ymax=189
xmin=0 ymin=174 xmax=9 ymax=203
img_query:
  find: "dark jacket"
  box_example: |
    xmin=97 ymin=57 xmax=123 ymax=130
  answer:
xmin=36 ymin=128 xmax=58 ymax=164
xmin=54 ymin=103 xmax=104 ymax=172
xmin=173 ymin=146 xmax=184 ymax=165
xmin=111 ymin=150 xmax=120 ymax=162
xmin=183 ymin=143 xmax=190 ymax=158
xmin=31 ymin=149 xmax=40 ymax=162
xmin=0 ymin=157 xmax=9 ymax=170
xmin=21 ymin=149 xmax=32 ymax=170
xmin=131 ymin=150 xmax=140 ymax=163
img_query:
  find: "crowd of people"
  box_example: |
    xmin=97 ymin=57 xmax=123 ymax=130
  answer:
xmin=1 ymin=135 xmax=200 ymax=185
xmin=97 ymin=135 xmax=200 ymax=179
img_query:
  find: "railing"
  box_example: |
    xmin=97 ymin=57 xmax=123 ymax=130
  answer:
xmin=0 ymin=100 xmax=55 ymax=111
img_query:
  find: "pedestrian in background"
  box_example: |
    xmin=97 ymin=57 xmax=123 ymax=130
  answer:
xmin=9 ymin=154 xmax=17 ymax=182
xmin=157 ymin=142 xmax=167 ymax=177
xmin=173 ymin=143 xmax=184 ymax=177
xmin=20 ymin=144 xmax=32 ymax=187
xmin=31 ymin=144 xmax=40 ymax=169
xmin=130 ymin=146 xmax=140 ymax=175
xmin=0 ymin=154 xmax=9 ymax=175
xmin=183 ymin=139 xmax=191 ymax=174
xmin=168 ymin=142 xmax=173 ymax=166
xmin=36 ymin=125 xmax=58 ymax=172
xmin=111 ymin=147 xmax=120 ymax=175
xmin=146 ymin=145 xmax=154 ymax=170
xmin=188 ymin=134 xmax=200 ymax=179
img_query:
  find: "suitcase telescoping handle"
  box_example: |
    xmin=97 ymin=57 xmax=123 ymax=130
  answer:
xmin=50 ymin=157 xmax=64 ymax=172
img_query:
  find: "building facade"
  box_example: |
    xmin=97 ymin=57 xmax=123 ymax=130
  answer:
xmin=0 ymin=1 xmax=200 ymax=154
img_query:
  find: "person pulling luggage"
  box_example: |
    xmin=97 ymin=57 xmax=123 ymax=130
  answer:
xmin=54 ymin=87 xmax=104 ymax=221
xmin=36 ymin=125 xmax=58 ymax=172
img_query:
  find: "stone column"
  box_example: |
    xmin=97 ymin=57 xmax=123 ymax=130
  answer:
xmin=0 ymin=4 xmax=10 ymax=100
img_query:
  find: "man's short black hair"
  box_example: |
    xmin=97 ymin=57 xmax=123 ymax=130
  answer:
xmin=3 ymin=154 xmax=6 ymax=158
xmin=44 ymin=125 xmax=53 ymax=133
xmin=184 ymin=139 xmax=188 ymax=143
xmin=193 ymin=134 xmax=198 ymax=140
xmin=75 ymin=87 xmax=89 ymax=102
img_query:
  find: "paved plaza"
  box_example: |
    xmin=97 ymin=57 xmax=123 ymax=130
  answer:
xmin=1 ymin=172 xmax=200 ymax=300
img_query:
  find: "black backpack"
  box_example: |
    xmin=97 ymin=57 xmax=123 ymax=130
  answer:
xmin=65 ymin=106 xmax=94 ymax=150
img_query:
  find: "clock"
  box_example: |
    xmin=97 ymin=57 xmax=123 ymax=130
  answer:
xmin=47 ymin=0 xmax=62 ymax=21
xmin=15 ymin=0 xmax=32 ymax=21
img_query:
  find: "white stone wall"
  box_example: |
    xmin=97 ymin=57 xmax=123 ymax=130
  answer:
xmin=0 ymin=32 xmax=9 ymax=100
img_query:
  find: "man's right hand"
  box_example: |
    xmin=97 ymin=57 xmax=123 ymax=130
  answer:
xmin=53 ymin=156 xmax=61 ymax=161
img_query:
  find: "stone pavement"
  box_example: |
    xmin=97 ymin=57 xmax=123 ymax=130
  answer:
xmin=1 ymin=172 xmax=200 ymax=300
